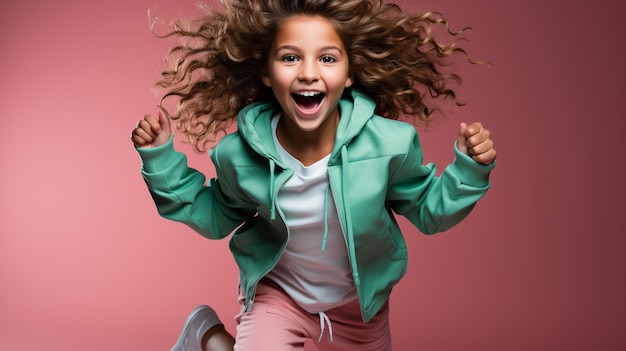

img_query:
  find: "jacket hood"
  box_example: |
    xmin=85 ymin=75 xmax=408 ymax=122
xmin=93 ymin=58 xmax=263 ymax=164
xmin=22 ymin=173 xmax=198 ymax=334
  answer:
xmin=236 ymin=89 xmax=376 ymax=166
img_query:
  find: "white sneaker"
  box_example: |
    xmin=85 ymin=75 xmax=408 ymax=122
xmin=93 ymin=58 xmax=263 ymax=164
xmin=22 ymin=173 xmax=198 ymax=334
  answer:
xmin=170 ymin=305 xmax=223 ymax=351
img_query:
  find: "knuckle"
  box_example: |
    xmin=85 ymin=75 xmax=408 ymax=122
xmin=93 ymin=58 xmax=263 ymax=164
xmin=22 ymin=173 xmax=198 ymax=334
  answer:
xmin=474 ymin=154 xmax=488 ymax=164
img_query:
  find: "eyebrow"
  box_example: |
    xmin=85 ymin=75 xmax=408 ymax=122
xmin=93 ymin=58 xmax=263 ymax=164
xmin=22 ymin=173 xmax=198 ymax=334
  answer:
xmin=275 ymin=45 xmax=343 ymax=53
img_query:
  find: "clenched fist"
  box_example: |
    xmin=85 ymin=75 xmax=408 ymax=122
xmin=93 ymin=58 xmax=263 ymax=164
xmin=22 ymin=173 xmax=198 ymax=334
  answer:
xmin=131 ymin=113 xmax=171 ymax=149
xmin=456 ymin=122 xmax=496 ymax=165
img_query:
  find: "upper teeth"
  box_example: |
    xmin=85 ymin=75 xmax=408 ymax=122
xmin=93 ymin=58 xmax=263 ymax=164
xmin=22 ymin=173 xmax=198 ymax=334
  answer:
xmin=295 ymin=91 xmax=321 ymax=97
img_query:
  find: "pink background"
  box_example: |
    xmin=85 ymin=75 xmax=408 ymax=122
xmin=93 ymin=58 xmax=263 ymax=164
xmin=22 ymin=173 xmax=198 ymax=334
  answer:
xmin=1 ymin=0 xmax=624 ymax=350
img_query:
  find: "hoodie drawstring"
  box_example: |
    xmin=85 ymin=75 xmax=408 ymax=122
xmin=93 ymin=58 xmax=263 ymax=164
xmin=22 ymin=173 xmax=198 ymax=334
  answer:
xmin=321 ymin=185 xmax=330 ymax=251
xmin=318 ymin=311 xmax=334 ymax=342
xmin=269 ymin=159 xmax=276 ymax=221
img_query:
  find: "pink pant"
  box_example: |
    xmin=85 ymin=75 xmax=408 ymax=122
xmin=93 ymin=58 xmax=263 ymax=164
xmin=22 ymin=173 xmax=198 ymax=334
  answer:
xmin=234 ymin=279 xmax=392 ymax=351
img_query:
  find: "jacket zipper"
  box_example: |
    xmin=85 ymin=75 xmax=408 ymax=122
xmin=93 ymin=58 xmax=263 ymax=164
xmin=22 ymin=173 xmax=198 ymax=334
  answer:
xmin=245 ymin=166 xmax=291 ymax=313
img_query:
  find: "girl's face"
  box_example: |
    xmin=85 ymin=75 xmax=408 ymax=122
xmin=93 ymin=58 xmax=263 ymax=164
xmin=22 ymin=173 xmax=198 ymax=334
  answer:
xmin=263 ymin=15 xmax=353 ymax=136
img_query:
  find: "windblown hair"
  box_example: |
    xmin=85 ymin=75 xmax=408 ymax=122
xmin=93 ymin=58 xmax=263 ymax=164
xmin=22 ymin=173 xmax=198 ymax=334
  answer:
xmin=154 ymin=0 xmax=478 ymax=152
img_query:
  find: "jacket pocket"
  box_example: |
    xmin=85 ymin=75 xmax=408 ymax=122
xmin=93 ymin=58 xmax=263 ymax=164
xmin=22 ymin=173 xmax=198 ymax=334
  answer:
xmin=230 ymin=215 xmax=266 ymax=248
xmin=229 ymin=217 xmax=285 ymax=287
xmin=381 ymin=228 xmax=408 ymax=261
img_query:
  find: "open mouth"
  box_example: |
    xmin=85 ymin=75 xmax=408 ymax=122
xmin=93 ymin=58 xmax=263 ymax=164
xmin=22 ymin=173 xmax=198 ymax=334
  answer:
xmin=291 ymin=91 xmax=325 ymax=111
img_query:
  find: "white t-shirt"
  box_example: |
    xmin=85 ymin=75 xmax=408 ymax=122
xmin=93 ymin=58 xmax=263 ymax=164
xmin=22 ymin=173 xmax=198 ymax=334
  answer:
xmin=265 ymin=115 xmax=357 ymax=313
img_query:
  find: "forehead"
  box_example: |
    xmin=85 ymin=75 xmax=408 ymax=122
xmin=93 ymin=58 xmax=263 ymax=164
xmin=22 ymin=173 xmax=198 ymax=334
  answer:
xmin=272 ymin=15 xmax=345 ymax=50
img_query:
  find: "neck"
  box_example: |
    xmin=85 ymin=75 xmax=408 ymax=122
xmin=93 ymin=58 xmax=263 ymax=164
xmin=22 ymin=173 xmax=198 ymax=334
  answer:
xmin=276 ymin=114 xmax=338 ymax=167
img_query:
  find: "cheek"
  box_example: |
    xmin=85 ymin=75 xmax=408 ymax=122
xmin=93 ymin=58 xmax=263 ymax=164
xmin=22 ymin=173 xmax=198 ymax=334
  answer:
xmin=330 ymin=75 xmax=352 ymax=91
xmin=271 ymin=76 xmax=292 ymax=94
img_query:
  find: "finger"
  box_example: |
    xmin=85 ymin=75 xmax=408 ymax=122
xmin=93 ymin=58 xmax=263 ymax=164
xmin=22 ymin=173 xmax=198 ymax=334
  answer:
xmin=464 ymin=122 xmax=483 ymax=139
xmin=131 ymin=134 xmax=147 ymax=148
xmin=468 ymin=136 xmax=496 ymax=164
xmin=458 ymin=122 xmax=468 ymax=139
xmin=468 ymin=137 xmax=495 ymax=157
xmin=144 ymin=114 xmax=161 ymax=134
xmin=466 ymin=128 xmax=492 ymax=150
xmin=136 ymin=120 xmax=157 ymax=138
xmin=457 ymin=122 xmax=469 ymax=154
xmin=471 ymin=147 xmax=497 ymax=165
xmin=131 ymin=130 xmax=152 ymax=148
xmin=133 ymin=125 xmax=156 ymax=143
xmin=157 ymin=111 xmax=171 ymax=134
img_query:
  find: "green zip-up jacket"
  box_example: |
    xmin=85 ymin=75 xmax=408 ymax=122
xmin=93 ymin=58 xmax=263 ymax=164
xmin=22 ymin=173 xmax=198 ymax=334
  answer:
xmin=137 ymin=89 xmax=494 ymax=322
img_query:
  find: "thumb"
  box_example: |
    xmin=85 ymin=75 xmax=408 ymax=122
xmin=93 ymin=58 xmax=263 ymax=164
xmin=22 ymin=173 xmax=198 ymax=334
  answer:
xmin=158 ymin=111 xmax=171 ymax=135
xmin=457 ymin=122 xmax=469 ymax=155
xmin=152 ymin=111 xmax=172 ymax=147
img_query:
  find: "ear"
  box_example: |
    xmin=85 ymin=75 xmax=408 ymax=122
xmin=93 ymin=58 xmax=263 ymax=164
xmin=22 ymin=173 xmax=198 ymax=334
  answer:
xmin=262 ymin=69 xmax=272 ymax=87
xmin=345 ymin=71 xmax=354 ymax=88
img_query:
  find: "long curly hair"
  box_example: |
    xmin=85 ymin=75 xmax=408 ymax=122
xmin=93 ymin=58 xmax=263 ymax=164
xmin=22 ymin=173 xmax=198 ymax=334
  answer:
xmin=153 ymin=0 xmax=479 ymax=152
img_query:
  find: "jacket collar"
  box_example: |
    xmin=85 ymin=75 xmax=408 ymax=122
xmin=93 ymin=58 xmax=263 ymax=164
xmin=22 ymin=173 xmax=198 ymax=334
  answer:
xmin=235 ymin=89 xmax=376 ymax=165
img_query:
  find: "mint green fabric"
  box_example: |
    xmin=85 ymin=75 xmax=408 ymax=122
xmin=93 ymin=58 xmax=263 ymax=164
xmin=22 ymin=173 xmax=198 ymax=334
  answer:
xmin=137 ymin=89 xmax=494 ymax=322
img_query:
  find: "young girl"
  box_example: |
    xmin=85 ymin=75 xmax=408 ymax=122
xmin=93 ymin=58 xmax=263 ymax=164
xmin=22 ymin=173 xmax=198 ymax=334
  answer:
xmin=131 ymin=1 xmax=496 ymax=350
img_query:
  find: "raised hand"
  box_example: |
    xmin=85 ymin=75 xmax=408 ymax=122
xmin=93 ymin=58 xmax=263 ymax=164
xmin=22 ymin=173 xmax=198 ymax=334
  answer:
xmin=131 ymin=113 xmax=171 ymax=149
xmin=456 ymin=122 xmax=496 ymax=165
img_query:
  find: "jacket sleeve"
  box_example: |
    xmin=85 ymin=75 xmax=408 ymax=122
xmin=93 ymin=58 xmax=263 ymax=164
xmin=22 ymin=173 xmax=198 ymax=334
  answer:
xmin=388 ymin=128 xmax=495 ymax=234
xmin=136 ymin=136 xmax=256 ymax=239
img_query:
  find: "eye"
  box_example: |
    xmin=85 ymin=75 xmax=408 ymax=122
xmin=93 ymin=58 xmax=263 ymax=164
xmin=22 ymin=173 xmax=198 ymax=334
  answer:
xmin=281 ymin=54 xmax=299 ymax=63
xmin=320 ymin=55 xmax=337 ymax=64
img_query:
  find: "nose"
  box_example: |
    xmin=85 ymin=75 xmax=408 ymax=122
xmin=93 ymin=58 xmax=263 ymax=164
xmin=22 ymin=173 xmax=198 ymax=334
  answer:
xmin=298 ymin=60 xmax=319 ymax=83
